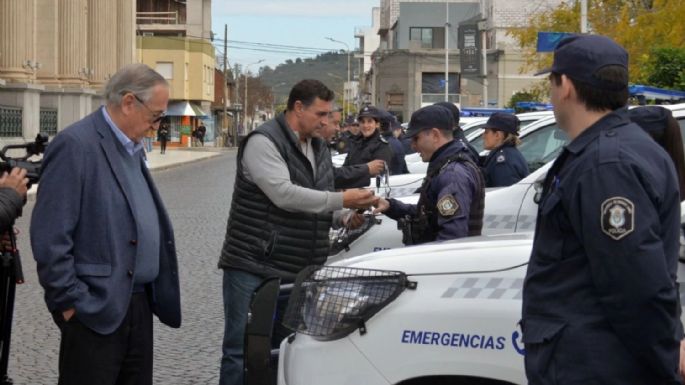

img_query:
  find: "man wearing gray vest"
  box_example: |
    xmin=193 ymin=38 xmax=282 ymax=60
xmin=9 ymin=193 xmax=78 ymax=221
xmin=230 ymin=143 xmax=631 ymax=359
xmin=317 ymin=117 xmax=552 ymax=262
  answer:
xmin=218 ymin=79 xmax=376 ymax=385
xmin=31 ymin=64 xmax=181 ymax=385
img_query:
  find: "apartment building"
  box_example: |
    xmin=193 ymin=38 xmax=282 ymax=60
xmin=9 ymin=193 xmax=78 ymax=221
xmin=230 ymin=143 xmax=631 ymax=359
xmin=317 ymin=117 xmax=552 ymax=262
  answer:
xmin=363 ymin=0 xmax=563 ymax=121
xmin=136 ymin=0 xmax=216 ymax=145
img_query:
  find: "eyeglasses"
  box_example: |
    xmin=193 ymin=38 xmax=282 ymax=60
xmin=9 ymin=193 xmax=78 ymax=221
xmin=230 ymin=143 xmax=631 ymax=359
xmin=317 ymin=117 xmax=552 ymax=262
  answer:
xmin=132 ymin=94 xmax=166 ymax=124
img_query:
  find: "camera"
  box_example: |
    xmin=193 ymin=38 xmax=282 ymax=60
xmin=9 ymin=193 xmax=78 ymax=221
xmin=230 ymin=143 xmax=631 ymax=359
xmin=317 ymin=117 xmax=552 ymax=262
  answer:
xmin=0 ymin=133 xmax=49 ymax=186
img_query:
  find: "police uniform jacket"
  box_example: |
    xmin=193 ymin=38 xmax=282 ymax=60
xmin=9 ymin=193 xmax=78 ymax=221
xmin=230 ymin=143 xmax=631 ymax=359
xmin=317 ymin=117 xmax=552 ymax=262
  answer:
xmin=481 ymin=143 xmax=529 ymax=187
xmin=522 ymin=109 xmax=683 ymax=384
xmin=454 ymin=129 xmax=480 ymax=164
xmin=342 ymin=129 xmax=394 ymax=187
xmin=384 ymin=140 xmax=484 ymax=242
xmin=381 ymin=131 xmax=409 ymax=175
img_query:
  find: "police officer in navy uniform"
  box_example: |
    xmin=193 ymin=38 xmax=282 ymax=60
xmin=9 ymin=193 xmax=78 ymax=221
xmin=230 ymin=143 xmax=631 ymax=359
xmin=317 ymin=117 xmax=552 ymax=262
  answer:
xmin=480 ymin=113 xmax=529 ymax=187
xmin=342 ymin=106 xmax=394 ymax=187
xmin=335 ymin=116 xmax=359 ymax=154
xmin=373 ymin=105 xmax=485 ymax=244
xmin=522 ymin=35 xmax=683 ymax=384
xmin=379 ymin=110 xmax=409 ymax=175
xmin=434 ymin=101 xmax=480 ymax=164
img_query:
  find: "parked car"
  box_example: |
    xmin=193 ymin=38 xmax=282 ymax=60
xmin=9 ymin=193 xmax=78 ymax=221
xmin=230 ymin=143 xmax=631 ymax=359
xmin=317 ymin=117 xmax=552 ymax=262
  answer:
xmin=279 ymin=200 xmax=685 ymax=385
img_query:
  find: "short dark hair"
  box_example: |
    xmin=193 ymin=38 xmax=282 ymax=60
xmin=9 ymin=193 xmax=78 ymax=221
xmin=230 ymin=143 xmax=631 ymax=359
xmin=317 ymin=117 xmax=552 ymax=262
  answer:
xmin=286 ymin=79 xmax=334 ymax=111
xmin=550 ymin=65 xmax=628 ymax=112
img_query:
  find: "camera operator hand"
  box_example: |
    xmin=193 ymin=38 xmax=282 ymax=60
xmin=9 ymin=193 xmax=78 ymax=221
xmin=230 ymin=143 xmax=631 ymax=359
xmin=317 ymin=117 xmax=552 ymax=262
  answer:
xmin=0 ymin=168 xmax=29 ymax=199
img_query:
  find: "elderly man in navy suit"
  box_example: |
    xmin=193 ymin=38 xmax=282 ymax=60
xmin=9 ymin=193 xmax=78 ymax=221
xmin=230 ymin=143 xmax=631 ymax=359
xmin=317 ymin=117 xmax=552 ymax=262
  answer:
xmin=31 ymin=64 xmax=181 ymax=385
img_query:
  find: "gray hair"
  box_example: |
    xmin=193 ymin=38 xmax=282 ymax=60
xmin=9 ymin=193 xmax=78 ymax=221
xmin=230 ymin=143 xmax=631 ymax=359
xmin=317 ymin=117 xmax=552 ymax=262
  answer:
xmin=104 ymin=63 xmax=168 ymax=105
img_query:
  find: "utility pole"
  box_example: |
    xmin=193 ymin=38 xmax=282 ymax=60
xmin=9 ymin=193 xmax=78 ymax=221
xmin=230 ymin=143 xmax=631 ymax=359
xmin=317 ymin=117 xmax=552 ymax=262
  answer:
xmin=444 ymin=2 xmax=449 ymax=102
xmin=223 ymin=24 xmax=229 ymax=147
xmin=481 ymin=0 xmax=488 ymax=107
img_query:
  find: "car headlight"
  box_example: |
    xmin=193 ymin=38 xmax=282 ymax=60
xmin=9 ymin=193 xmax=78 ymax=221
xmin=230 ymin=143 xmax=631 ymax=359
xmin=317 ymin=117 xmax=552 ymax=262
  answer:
xmin=283 ymin=266 xmax=417 ymax=341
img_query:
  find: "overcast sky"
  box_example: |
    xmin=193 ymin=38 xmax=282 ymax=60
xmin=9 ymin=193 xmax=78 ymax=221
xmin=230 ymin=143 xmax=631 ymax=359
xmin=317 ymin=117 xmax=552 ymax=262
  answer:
xmin=212 ymin=0 xmax=379 ymax=70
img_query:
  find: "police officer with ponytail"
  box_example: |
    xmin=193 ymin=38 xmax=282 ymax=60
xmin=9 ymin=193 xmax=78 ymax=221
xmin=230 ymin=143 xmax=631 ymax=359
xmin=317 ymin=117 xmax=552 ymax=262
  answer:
xmin=480 ymin=112 xmax=529 ymax=187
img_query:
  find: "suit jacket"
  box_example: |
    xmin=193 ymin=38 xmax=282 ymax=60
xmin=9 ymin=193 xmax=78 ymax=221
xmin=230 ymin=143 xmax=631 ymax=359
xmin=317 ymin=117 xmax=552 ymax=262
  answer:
xmin=31 ymin=108 xmax=181 ymax=335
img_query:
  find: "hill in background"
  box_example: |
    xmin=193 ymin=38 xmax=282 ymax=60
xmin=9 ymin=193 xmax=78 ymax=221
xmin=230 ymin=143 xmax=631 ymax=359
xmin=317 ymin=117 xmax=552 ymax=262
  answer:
xmin=258 ymin=51 xmax=348 ymax=107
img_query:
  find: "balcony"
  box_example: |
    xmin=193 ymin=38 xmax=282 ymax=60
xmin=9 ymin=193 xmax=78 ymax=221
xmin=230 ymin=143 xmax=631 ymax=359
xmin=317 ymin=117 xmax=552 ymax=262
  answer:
xmin=136 ymin=11 xmax=187 ymax=33
xmin=354 ymin=27 xmax=365 ymax=38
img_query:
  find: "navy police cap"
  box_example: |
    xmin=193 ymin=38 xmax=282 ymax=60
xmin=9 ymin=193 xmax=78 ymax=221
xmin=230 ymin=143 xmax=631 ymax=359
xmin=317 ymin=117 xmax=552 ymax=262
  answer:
xmin=358 ymin=105 xmax=382 ymax=120
xmin=535 ymin=34 xmax=628 ymax=90
xmin=405 ymin=105 xmax=454 ymax=139
xmin=628 ymin=106 xmax=673 ymax=137
xmin=484 ymin=112 xmax=520 ymax=135
xmin=434 ymin=101 xmax=460 ymax=126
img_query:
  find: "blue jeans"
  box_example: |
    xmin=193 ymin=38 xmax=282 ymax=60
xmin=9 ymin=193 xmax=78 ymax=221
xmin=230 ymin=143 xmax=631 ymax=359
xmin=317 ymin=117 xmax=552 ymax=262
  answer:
xmin=220 ymin=269 xmax=264 ymax=385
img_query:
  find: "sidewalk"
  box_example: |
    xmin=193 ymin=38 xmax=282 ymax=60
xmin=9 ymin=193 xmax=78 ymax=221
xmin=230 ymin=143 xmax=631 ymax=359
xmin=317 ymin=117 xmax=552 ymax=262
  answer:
xmin=27 ymin=147 xmax=232 ymax=200
xmin=146 ymin=147 xmax=228 ymax=171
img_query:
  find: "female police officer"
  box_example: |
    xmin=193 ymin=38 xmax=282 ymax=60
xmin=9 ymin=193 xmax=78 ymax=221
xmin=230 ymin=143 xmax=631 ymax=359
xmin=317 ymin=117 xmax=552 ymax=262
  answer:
xmin=480 ymin=112 xmax=529 ymax=187
xmin=342 ymin=105 xmax=393 ymax=187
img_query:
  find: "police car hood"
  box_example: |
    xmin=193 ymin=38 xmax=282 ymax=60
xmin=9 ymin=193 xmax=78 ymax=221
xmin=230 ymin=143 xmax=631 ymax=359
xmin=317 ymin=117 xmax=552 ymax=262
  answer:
xmin=328 ymin=232 xmax=534 ymax=275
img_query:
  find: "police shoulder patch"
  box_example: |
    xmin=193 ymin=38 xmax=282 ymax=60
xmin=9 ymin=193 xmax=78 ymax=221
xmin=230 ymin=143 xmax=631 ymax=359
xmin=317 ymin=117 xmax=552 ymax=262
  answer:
xmin=496 ymin=153 xmax=506 ymax=163
xmin=437 ymin=195 xmax=459 ymax=217
xmin=601 ymin=197 xmax=634 ymax=240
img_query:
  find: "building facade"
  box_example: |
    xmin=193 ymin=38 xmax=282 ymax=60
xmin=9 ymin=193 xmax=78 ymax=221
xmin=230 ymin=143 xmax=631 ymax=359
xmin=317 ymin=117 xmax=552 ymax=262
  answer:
xmin=136 ymin=0 xmax=216 ymax=146
xmin=0 ymin=0 xmax=136 ymax=144
xmin=366 ymin=0 xmax=564 ymax=121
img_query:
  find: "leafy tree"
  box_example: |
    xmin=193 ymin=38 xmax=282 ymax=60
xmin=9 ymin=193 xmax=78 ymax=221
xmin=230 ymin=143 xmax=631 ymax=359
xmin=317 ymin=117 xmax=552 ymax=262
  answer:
xmin=645 ymin=47 xmax=685 ymax=90
xmin=507 ymin=0 xmax=685 ymax=86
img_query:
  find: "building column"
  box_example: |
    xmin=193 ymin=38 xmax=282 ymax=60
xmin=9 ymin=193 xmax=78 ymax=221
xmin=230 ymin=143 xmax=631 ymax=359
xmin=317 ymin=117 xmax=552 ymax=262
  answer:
xmin=88 ymin=0 xmax=117 ymax=90
xmin=0 ymin=0 xmax=36 ymax=82
xmin=117 ymin=0 xmax=135 ymax=68
xmin=36 ymin=0 xmax=60 ymax=85
xmin=58 ymin=0 xmax=87 ymax=85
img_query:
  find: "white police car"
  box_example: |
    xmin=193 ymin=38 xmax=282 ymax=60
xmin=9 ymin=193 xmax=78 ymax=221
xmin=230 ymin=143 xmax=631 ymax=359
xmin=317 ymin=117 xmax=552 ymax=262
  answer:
xmin=329 ymin=162 xmax=551 ymax=262
xmin=279 ymin=199 xmax=685 ymax=385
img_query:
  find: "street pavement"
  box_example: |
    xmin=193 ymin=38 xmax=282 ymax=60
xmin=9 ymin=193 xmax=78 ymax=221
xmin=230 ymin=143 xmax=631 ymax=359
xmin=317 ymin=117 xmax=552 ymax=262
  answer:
xmin=10 ymin=148 xmax=237 ymax=384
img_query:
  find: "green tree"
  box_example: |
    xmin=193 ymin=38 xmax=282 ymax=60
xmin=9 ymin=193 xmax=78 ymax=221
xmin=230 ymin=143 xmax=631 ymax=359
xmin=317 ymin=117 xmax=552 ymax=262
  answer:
xmin=507 ymin=0 xmax=685 ymax=85
xmin=645 ymin=47 xmax=685 ymax=90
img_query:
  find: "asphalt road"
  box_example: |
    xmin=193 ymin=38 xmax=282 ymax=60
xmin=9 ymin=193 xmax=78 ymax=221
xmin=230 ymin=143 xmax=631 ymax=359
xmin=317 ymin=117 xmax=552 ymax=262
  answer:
xmin=9 ymin=151 xmax=237 ymax=384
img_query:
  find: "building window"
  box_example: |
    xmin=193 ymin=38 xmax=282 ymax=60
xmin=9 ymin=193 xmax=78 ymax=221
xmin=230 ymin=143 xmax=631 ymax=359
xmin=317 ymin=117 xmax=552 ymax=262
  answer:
xmin=39 ymin=108 xmax=58 ymax=136
xmin=0 ymin=106 xmax=22 ymax=137
xmin=156 ymin=62 xmax=173 ymax=80
xmin=410 ymin=27 xmax=445 ymax=49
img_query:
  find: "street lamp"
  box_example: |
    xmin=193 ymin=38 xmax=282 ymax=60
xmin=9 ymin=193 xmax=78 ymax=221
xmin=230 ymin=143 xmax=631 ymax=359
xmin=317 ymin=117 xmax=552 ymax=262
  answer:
xmin=325 ymin=37 xmax=350 ymax=119
xmin=244 ymin=59 xmax=264 ymax=132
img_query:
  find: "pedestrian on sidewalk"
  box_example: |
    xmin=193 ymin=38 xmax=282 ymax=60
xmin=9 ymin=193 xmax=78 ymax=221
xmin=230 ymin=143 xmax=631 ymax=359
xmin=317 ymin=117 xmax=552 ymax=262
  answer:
xmin=218 ymin=79 xmax=377 ymax=385
xmin=31 ymin=63 xmax=181 ymax=385
xmin=196 ymin=123 xmax=206 ymax=146
xmin=158 ymin=119 xmax=169 ymax=154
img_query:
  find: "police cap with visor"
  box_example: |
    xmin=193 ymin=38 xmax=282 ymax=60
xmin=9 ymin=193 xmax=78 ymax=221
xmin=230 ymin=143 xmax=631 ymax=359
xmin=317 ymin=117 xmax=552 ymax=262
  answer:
xmin=404 ymin=105 xmax=454 ymax=139
xmin=484 ymin=113 xmax=520 ymax=135
xmin=535 ymin=34 xmax=628 ymax=90
xmin=358 ymin=105 xmax=382 ymax=121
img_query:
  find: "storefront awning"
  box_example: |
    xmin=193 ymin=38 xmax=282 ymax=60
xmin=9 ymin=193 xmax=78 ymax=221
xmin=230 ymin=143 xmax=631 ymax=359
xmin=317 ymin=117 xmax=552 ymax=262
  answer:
xmin=165 ymin=101 xmax=208 ymax=117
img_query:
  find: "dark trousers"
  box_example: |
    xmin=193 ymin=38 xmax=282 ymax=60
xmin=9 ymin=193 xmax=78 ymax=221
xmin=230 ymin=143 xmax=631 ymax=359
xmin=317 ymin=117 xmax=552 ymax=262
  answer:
xmin=54 ymin=293 xmax=153 ymax=385
xmin=160 ymin=140 xmax=167 ymax=154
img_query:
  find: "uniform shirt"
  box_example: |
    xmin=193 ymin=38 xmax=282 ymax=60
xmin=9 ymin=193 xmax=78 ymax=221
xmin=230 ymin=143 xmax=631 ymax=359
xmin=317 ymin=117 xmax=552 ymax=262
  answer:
xmin=384 ymin=140 xmax=482 ymax=242
xmin=481 ymin=143 xmax=529 ymax=187
xmin=342 ymin=129 xmax=394 ymax=188
xmin=381 ymin=132 xmax=409 ymax=175
xmin=522 ymin=109 xmax=682 ymax=383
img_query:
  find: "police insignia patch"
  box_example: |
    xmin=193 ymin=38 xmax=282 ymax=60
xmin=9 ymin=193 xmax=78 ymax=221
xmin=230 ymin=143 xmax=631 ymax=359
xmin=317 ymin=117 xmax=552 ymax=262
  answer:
xmin=437 ymin=195 xmax=459 ymax=217
xmin=496 ymin=154 xmax=505 ymax=163
xmin=601 ymin=197 xmax=634 ymax=240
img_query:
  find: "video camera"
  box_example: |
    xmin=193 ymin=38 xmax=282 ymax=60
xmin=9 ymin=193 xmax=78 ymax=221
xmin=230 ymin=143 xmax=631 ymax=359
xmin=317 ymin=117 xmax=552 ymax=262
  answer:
xmin=0 ymin=133 xmax=49 ymax=186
